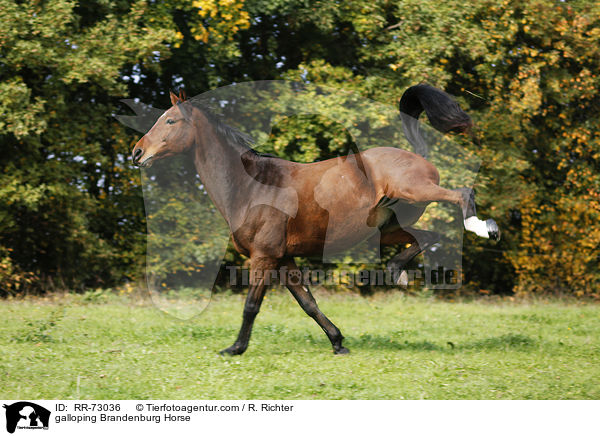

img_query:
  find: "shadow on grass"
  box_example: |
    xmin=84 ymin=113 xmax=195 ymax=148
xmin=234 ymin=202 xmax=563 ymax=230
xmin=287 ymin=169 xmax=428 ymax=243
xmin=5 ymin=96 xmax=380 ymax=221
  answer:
xmin=156 ymin=324 xmax=537 ymax=355
xmin=157 ymin=325 xmax=235 ymax=341
xmin=464 ymin=334 xmax=536 ymax=350
xmin=343 ymin=333 xmax=537 ymax=353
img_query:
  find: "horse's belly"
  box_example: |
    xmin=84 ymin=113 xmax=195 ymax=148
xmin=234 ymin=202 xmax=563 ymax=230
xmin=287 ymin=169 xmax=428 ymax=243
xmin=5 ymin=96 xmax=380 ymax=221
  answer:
xmin=388 ymin=202 xmax=426 ymax=227
xmin=285 ymin=205 xmax=378 ymax=257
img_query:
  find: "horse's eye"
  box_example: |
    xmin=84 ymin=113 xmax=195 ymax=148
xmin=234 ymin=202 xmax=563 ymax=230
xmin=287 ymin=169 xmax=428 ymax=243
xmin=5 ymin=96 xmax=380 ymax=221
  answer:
xmin=166 ymin=119 xmax=176 ymax=125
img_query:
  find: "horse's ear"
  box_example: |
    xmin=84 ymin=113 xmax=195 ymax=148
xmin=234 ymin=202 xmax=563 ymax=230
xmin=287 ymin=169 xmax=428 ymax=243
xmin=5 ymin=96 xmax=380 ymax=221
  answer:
xmin=179 ymin=89 xmax=187 ymax=101
xmin=169 ymin=90 xmax=180 ymax=106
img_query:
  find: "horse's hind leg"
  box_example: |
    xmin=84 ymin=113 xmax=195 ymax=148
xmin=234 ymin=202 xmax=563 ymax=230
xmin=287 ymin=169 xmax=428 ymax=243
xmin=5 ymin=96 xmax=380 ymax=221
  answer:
xmin=220 ymin=256 xmax=278 ymax=356
xmin=401 ymin=183 xmax=500 ymax=241
xmin=380 ymin=227 xmax=440 ymax=286
xmin=281 ymin=258 xmax=348 ymax=355
xmin=455 ymin=187 xmax=500 ymax=241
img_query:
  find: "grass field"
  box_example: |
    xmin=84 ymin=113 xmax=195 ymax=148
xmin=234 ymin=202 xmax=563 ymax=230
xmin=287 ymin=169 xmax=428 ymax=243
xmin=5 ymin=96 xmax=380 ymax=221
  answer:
xmin=0 ymin=290 xmax=598 ymax=399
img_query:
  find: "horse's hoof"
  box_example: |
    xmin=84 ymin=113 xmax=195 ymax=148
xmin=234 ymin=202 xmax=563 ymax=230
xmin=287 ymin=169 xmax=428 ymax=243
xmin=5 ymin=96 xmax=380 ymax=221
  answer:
xmin=486 ymin=219 xmax=501 ymax=241
xmin=334 ymin=347 xmax=350 ymax=355
xmin=219 ymin=345 xmax=245 ymax=356
xmin=396 ymin=270 xmax=409 ymax=288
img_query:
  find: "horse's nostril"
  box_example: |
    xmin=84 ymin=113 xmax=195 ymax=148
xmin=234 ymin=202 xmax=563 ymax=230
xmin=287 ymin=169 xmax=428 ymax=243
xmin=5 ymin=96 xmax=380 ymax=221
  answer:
xmin=133 ymin=148 xmax=143 ymax=162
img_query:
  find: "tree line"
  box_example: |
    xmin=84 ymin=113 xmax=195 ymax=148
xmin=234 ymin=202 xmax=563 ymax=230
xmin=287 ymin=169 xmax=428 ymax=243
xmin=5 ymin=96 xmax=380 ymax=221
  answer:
xmin=1 ymin=0 xmax=598 ymax=296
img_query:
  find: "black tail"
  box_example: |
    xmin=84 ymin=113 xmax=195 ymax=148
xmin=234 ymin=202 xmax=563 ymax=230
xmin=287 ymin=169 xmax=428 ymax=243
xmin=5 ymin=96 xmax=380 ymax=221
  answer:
xmin=399 ymin=84 xmax=473 ymax=158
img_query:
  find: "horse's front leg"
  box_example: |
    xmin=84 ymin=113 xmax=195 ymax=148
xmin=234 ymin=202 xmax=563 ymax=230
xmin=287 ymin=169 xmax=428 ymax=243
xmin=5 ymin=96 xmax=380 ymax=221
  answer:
xmin=281 ymin=258 xmax=348 ymax=354
xmin=220 ymin=256 xmax=279 ymax=356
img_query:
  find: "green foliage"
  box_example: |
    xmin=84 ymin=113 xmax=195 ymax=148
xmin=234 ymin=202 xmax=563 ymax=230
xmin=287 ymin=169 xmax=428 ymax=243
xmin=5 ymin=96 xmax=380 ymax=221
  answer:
xmin=0 ymin=0 xmax=177 ymax=292
xmin=1 ymin=0 xmax=598 ymax=295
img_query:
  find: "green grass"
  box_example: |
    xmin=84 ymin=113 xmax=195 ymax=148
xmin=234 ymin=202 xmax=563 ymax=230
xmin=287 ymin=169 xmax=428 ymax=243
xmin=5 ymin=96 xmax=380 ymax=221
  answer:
xmin=0 ymin=290 xmax=599 ymax=399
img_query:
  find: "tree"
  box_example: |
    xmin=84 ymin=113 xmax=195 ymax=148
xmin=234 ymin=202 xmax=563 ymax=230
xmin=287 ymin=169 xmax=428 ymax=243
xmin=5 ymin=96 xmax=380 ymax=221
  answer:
xmin=2 ymin=0 xmax=598 ymax=296
xmin=0 ymin=0 xmax=177 ymax=291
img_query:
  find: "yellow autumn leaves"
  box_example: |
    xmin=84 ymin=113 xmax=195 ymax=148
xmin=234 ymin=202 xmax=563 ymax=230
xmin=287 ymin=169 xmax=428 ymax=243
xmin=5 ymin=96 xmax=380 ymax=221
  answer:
xmin=187 ymin=0 xmax=250 ymax=44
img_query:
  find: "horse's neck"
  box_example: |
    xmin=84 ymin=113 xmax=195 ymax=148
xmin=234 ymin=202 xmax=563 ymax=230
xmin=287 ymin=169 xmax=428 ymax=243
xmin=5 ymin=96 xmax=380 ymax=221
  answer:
xmin=191 ymin=116 xmax=253 ymax=225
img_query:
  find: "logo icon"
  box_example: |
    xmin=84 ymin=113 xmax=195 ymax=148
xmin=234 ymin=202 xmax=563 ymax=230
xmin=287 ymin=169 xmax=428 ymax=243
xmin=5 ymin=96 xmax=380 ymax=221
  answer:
xmin=3 ymin=402 xmax=50 ymax=434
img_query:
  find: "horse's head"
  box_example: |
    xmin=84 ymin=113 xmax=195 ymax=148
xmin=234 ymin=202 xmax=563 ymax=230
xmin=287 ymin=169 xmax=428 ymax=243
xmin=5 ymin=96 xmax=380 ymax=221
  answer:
xmin=132 ymin=90 xmax=195 ymax=167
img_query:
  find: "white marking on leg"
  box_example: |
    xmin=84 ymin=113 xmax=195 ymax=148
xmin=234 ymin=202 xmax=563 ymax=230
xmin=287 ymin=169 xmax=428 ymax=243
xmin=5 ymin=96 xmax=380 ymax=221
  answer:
xmin=397 ymin=270 xmax=409 ymax=288
xmin=464 ymin=216 xmax=489 ymax=238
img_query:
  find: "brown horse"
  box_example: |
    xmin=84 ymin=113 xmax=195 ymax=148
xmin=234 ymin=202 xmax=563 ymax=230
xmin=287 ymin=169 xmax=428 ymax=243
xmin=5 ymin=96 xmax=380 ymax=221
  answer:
xmin=132 ymin=84 xmax=499 ymax=355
